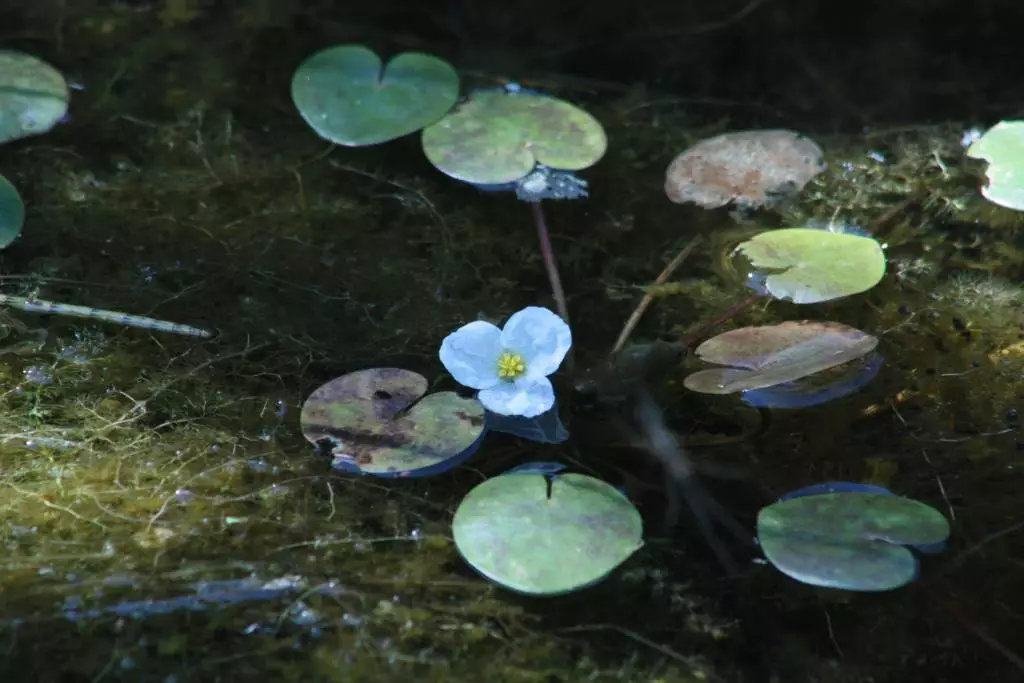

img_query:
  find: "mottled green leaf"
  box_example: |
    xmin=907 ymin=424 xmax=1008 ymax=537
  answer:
xmin=758 ymin=492 xmax=949 ymax=591
xmin=0 ymin=174 xmax=24 ymax=248
xmin=299 ymin=367 xmax=484 ymax=477
xmin=422 ymin=90 xmax=607 ymax=185
xmin=453 ymin=472 xmax=642 ymax=595
xmin=0 ymin=50 xmax=69 ymax=144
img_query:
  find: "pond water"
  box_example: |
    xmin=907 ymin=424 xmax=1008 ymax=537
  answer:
xmin=0 ymin=2 xmax=1022 ymax=682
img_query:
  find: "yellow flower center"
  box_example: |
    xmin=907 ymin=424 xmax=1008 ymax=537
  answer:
xmin=496 ymin=350 xmax=527 ymax=380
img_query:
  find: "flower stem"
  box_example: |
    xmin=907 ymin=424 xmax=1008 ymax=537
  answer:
xmin=531 ymin=201 xmax=572 ymax=370
xmin=531 ymin=202 xmax=569 ymax=323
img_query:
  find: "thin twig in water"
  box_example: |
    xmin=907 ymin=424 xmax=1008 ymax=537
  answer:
xmin=612 ymin=234 xmax=703 ymax=354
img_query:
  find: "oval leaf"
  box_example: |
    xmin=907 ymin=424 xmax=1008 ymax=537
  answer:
xmin=0 ymin=174 xmax=25 ymax=248
xmin=0 ymin=50 xmax=70 ymax=144
xmin=735 ymin=228 xmax=886 ymax=303
xmin=684 ymin=321 xmax=878 ymax=395
xmin=665 ymin=129 xmax=824 ymax=209
xmin=741 ymin=352 xmax=883 ymax=408
xmin=291 ymin=45 xmax=459 ymax=147
xmin=422 ymin=89 xmax=607 ymax=185
xmin=299 ymin=367 xmax=485 ymax=477
xmin=453 ymin=472 xmax=643 ymax=595
xmin=757 ymin=492 xmax=950 ymax=591
xmin=966 ymin=120 xmax=1024 ymax=211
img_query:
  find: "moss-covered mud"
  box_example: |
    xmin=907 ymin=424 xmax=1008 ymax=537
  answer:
xmin=0 ymin=2 xmax=1022 ymax=681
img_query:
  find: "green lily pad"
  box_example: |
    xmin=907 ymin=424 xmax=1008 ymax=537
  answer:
xmin=299 ymin=367 xmax=485 ymax=477
xmin=684 ymin=321 xmax=878 ymax=395
xmin=421 ymin=90 xmax=607 ymax=185
xmin=966 ymin=120 xmax=1024 ymax=211
xmin=452 ymin=472 xmax=643 ymax=595
xmin=735 ymin=228 xmax=886 ymax=303
xmin=0 ymin=50 xmax=70 ymax=144
xmin=757 ymin=492 xmax=950 ymax=591
xmin=291 ymin=45 xmax=459 ymax=147
xmin=0 ymin=174 xmax=24 ymax=248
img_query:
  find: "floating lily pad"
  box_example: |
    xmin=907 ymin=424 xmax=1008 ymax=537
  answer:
xmin=291 ymin=45 xmax=459 ymax=147
xmin=776 ymin=482 xmax=947 ymax=555
xmin=684 ymin=321 xmax=878 ymax=396
xmin=757 ymin=491 xmax=950 ymax=591
xmin=664 ymin=129 xmax=824 ymax=209
xmin=422 ymin=89 xmax=607 ymax=185
xmin=452 ymin=472 xmax=643 ymax=595
xmin=735 ymin=228 xmax=886 ymax=303
xmin=299 ymin=367 xmax=485 ymax=477
xmin=741 ymin=352 xmax=883 ymax=408
xmin=0 ymin=175 xmax=24 ymax=248
xmin=966 ymin=120 xmax=1024 ymax=211
xmin=0 ymin=50 xmax=70 ymax=144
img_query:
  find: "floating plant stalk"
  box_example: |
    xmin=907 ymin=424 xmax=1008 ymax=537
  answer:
xmin=0 ymin=294 xmax=213 ymax=338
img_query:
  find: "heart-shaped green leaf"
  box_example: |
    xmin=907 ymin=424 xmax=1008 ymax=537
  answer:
xmin=0 ymin=174 xmax=24 ymax=248
xmin=735 ymin=228 xmax=886 ymax=303
xmin=422 ymin=90 xmax=607 ymax=185
xmin=291 ymin=45 xmax=459 ymax=147
xmin=299 ymin=367 xmax=485 ymax=477
xmin=757 ymin=492 xmax=950 ymax=591
xmin=453 ymin=472 xmax=643 ymax=595
xmin=0 ymin=50 xmax=69 ymax=144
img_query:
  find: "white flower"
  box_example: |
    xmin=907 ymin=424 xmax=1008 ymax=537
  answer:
xmin=439 ymin=306 xmax=572 ymax=418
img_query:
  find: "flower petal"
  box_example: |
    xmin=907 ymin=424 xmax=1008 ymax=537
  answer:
xmin=478 ymin=377 xmax=554 ymax=418
xmin=499 ymin=306 xmax=572 ymax=379
xmin=439 ymin=320 xmax=502 ymax=389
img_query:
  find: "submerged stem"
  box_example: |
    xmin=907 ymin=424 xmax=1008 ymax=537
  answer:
xmin=530 ymin=201 xmax=573 ymax=370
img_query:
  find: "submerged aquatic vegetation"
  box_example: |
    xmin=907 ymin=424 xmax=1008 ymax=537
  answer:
xmin=935 ymin=270 xmax=1024 ymax=313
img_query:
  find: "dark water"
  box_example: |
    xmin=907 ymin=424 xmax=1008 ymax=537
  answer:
xmin=0 ymin=1 xmax=1022 ymax=681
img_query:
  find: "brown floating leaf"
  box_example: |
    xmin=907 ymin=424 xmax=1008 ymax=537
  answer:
xmin=664 ymin=129 xmax=825 ymax=209
xmin=684 ymin=321 xmax=877 ymax=395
